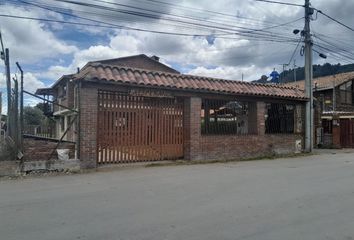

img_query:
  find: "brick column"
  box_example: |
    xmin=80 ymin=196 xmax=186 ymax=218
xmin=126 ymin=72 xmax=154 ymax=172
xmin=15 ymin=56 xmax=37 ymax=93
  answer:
xmin=79 ymin=86 xmax=98 ymax=168
xmin=183 ymin=97 xmax=201 ymax=160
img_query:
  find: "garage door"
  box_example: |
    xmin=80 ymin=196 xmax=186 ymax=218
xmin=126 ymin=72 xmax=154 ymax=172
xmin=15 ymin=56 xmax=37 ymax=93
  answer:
xmin=97 ymin=90 xmax=184 ymax=164
xmin=340 ymin=119 xmax=354 ymax=148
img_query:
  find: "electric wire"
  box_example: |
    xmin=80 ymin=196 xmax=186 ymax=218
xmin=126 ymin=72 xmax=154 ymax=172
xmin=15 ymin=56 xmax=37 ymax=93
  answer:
xmin=252 ymin=0 xmax=304 ymax=7
xmin=315 ymin=9 xmax=354 ymax=32
xmin=4 ymin=0 xmax=301 ymax=43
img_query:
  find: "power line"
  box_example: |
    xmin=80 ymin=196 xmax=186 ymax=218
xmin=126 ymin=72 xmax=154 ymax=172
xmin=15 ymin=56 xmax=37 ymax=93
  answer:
xmin=253 ymin=0 xmax=304 ymax=7
xmin=140 ymin=0 xmax=289 ymax=26
xmin=46 ymin=0 xmax=298 ymax=37
xmin=0 ymin=13 xmax=298 ymax=44
xmin=315 ymin=9 xmax=354 ymax=32
xmin=6 ymin=0 xmax=300 ymax=43
xmin=22 ymin=0 xmax=302 ymax=36
xmin=287 ymin=37 xmax=302 ymax=65
xmin=313 ymin=35 xmax=354 ymax=58
xmin=313 ymin=43 xmax=354 ymax=62
xmin=0 ymin=14 xmax=208 ymax=37
xmin=87 ymin=0 xmax=289 ymax=34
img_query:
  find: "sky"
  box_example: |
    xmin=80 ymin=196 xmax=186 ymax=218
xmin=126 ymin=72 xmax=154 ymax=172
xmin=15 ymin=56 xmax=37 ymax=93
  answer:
xmin=0 ymin=0 xmax=354 ymax=114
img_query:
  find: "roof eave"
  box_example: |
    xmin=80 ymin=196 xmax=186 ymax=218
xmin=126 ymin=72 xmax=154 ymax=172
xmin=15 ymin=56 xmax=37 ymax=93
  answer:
xmin=81 ymin=77 xmax=308 ymax=102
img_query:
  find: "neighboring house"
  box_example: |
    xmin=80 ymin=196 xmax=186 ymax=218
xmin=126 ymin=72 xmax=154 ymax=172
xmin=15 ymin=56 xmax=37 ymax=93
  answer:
xmin=284 ymin=72 xmax=354 ymax=148
xmin=36 ymin=74 xmax=76 ymax=142
xmin=36 ymin=54 xmax=307 ymax=169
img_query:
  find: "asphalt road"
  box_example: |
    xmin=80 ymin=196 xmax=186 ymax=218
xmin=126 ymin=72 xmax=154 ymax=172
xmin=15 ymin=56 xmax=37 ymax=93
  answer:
xmin=1 ymin=150 xmax=354 ymax=240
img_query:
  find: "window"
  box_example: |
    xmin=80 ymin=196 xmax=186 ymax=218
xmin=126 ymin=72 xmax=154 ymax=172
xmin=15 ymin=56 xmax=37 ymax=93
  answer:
xmin=67 ymin=116 xmax=71 ymax=129
xmin=60 ymin=117 xmax=65 ymax=132
xmin=265 ymin=103 xmax=295 ymax=134
xmin=58 ymin=83 xmax=67 ymax=98
xmin=339 ymin=81 xmax=353 ymax=105
xmin=201 ymin=99 xmax=250 ymax=135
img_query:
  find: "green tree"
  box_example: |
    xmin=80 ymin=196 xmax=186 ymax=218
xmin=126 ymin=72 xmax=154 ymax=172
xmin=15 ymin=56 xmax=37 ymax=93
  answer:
xmin=23 ymin=106 xmax=45 ymax=125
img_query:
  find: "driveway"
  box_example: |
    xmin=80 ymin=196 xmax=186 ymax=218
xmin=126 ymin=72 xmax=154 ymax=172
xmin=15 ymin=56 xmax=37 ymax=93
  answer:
xmin=1 ymin=150 xmax=354 ymax=240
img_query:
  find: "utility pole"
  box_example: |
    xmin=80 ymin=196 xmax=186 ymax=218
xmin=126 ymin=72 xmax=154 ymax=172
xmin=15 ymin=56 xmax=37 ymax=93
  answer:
xmin=304 ymin=0 xmax=314 ymax=152
xmin=5 ymin=49 xmax=12 ymax=138
xmin=293 ymin=59 xmax=297 ymax=82
xmin=16 ymin=62 xmax=24 ymax=152
xmin=12 ymin=76 xmax=19 ymax=149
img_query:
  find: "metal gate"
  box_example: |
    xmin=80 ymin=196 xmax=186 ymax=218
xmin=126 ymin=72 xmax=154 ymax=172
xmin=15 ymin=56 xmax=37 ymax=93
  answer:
xmin=340 ymin=119 xmax=354 ymax=148
xmin=97 ymin=90 xmax=184 ymax=164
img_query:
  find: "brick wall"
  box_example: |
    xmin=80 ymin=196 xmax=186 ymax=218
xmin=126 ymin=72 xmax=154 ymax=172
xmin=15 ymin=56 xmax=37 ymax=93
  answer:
xmin=23 ymin=138 xmax=75 ymax=161
xmin=198 ymin=134 xmax=303 ymax=161
xmin=76 ymin=84 xmax=305 ymax=167
xmin=79 ymin=84 xmax=98 ymax=168
xmin=183 ymin=97 xmax=305 ymax=161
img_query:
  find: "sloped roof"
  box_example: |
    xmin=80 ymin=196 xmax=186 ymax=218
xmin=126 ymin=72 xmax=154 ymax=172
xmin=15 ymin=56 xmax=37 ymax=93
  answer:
xmin=283 ymin=72 xmax=354 ymax=91
xmin=88 ymin=54 xmax=180 ymax=74
xmin=75 ymin=62 xmax=307 ymax=100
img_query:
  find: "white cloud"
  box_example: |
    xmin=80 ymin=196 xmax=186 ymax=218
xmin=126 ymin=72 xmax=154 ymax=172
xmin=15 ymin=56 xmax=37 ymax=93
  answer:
xmin=187 ymin=65 xmax=268 ymax=81
xmin=10 ymin=0 xmax=352 ymax=87
xmin=0 ymin=72 xmax=45 ymax=114
xmin=1 ymin=72 xmax=45 ymax=92
xmin=41 ymin=45 xmax=123 ymax=82
xmin=0 ymin=4 xmax=78 ymax=64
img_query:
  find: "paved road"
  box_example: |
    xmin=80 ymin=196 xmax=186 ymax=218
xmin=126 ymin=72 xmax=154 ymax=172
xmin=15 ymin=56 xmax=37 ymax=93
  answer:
xmin=1 ymin=150 xmax=354 ymax=240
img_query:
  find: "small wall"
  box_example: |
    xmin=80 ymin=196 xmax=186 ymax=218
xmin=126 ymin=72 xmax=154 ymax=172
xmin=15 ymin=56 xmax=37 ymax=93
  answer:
xmin=23 ymin=138 xmax=75 ymax=161
xmin=198 ymin=134 xmax=303 ymax=161
xmin=0 ymin=161 xmax=20 ymax=177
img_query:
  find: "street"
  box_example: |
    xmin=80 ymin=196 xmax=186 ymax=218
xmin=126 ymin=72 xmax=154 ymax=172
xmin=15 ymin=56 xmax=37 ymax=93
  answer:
xmin=1 ymin=150 xmax=354 ymax=240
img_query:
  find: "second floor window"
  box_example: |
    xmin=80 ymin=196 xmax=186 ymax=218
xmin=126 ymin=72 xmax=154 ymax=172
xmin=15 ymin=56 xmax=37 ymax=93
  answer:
xmin=58 ymin=83 xmax=67 ymax=98
xmin=339 ymin=81 xmax=353 ymax=105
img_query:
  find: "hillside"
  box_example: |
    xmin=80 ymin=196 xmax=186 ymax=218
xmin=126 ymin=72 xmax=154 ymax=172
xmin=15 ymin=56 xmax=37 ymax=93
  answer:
xmin=254 ymin=63 xmax=354 ymax=83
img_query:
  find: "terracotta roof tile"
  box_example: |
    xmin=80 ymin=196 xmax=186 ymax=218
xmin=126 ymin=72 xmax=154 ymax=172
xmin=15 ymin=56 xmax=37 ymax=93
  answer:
xmin=77 ymin=63 xmax=306 ymax=100
xmin=283 ymin=72 xmax=354 ymax=90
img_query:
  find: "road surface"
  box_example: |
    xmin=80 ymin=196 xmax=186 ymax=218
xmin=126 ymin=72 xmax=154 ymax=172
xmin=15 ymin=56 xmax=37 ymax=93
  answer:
xmin=1 ymin=150 xmax=354 ymax=240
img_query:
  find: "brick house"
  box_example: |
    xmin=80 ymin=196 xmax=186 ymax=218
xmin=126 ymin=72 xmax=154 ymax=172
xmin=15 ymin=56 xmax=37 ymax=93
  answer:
xmin=36 ymin=54 xmax=307 ymax=168
xmin=285 ymin=72 xmax=354 ymax=148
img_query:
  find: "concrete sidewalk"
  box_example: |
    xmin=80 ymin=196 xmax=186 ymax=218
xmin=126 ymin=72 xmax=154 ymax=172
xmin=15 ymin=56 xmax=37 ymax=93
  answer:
xmin=1 ymin=150 xmax=354 ymax=240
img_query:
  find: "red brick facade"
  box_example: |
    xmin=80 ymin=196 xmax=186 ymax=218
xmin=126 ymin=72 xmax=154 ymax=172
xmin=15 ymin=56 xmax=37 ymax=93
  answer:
xmin=36 ymin=55 xmax=308 ymax=168
xmin=183 ymin=98 xmax=304 ymax=161
xmin=77 ymin=82 xmax=305 ymax=168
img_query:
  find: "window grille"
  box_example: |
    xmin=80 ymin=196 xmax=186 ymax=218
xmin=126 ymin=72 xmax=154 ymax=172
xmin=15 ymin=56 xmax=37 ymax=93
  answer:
xmin=265 ymin=103 xmax=295 ymax=134
xmin=201 ymin=99 xmax=250 ymax=135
